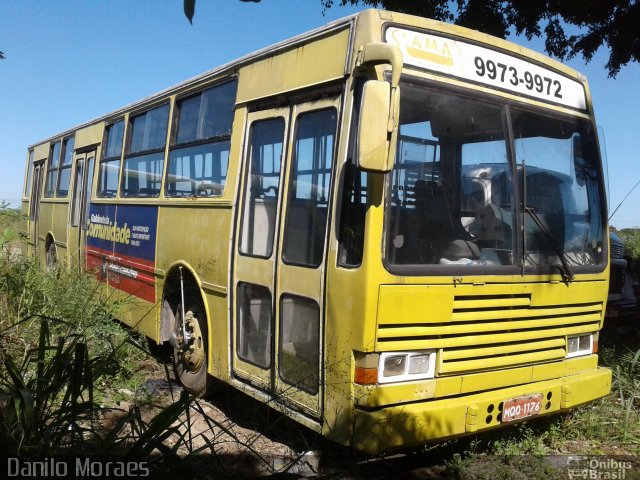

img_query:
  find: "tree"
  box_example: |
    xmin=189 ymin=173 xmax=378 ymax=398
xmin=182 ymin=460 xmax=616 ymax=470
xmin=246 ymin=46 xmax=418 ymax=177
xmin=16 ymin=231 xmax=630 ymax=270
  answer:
xmin=321 ymin=0 xmax=639 ymax=78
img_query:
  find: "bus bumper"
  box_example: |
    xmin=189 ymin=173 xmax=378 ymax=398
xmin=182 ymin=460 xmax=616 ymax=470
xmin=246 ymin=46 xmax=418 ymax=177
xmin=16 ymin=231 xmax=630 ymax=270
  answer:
xmin=352 ymin=367 xmax=611 ymax=454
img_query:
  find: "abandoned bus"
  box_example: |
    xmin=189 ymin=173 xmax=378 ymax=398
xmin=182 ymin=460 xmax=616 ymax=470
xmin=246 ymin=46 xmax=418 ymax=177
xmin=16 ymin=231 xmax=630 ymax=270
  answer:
xmin=21 ymin=9 xmax=611 ymax=453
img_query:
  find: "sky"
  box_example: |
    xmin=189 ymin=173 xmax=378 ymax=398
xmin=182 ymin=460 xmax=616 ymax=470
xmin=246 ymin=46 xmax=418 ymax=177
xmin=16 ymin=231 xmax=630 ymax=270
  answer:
xmin=1 ymin=1 xmax=639 ymax=228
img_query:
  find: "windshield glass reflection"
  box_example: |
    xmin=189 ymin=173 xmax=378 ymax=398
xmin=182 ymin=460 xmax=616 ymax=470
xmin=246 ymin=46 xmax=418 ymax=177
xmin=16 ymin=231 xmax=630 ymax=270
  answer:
xmin=385 ymin=81 xmax=604 ymax=270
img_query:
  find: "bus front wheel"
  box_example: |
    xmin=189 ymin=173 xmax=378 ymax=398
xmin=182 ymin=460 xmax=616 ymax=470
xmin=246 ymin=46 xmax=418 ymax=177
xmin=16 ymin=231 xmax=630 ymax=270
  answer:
xmin=172 ymin=297 xmax=208 ymax=396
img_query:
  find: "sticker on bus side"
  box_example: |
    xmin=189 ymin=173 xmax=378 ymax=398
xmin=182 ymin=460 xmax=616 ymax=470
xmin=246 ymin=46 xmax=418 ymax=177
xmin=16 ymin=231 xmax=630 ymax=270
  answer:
xmin=86 ymin=204 xmax=157 ymax=303
xmin=385 ymin=26 xmax=587 ymax=111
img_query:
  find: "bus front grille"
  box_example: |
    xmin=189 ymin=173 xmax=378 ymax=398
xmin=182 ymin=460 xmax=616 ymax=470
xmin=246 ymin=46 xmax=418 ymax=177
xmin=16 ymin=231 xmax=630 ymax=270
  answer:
xmin=376 ymin=294 xmax=603 ymax=375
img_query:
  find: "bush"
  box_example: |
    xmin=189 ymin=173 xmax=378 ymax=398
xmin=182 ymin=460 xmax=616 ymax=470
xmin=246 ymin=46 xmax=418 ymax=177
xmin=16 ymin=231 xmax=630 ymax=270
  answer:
xmin=616 ymin=228 xmax=640 ymax=278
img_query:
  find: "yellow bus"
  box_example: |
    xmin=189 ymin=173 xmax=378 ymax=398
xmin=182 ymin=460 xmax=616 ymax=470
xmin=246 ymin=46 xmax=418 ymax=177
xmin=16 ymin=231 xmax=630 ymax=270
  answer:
xmin=22 ymin=9 xmax=612 ymax=453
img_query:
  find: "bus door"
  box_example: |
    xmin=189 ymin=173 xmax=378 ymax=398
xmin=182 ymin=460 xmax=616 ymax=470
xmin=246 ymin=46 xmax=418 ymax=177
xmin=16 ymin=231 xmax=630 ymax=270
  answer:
xmin=68 ymin=150 xmax=95 ymax=269
xmin=233 ymin=98 xmax=339 ymax=417
xmin=28 ymin=160 xmax=45 ymax=254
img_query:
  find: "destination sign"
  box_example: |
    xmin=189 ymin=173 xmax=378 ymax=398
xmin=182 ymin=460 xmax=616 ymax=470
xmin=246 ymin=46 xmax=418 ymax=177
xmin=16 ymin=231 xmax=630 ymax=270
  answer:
xmin=385 ymin=27 xmax=587 ymax=111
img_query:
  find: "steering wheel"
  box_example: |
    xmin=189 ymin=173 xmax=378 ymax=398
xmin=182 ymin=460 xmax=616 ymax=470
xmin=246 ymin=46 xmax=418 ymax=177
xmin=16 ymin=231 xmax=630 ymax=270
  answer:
xmin=263 ymin=185 xmax=278 ymax=197
xmin=196 ymin=182 xmax=221 ymax=196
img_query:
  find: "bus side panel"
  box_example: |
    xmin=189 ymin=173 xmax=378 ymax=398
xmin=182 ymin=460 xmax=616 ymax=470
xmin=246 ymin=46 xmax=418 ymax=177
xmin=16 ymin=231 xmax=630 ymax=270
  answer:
xmin=51 ymin=202 xmax=69 ymax=262
xmin=236 ymin=27 xmax=350 ymax=104
xmin=156 ymin=205 xmax=233 ymax=379
xmin=85 ymin=203 xmax=160 ymax=339
xmin=112 ymin=204 xmax=159 ymax=338
xmin=37 ymin=201 xmax=55 ymax=262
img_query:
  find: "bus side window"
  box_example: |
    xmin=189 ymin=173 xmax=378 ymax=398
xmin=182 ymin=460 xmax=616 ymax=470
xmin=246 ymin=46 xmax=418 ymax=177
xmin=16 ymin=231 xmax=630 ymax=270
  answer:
xmin=239 ymin=117 xmax=285 ymax=258
xmin=24 ymin=150 xmax=34 ymax=198
xmin=98 ymin=120 xmax=125 ymax=198
xmin=282 ymin=108 xmax=337 ymax=267
xmin=56 ymin=136 xmax=75 ymax=197
xmin=121 ymin=105 xmax=169 ymax=197
xmin=166 ymin=80 xmax=237 ymax=197
xmin=70 ymin=160 xmax=84 ymax=227
xmin=337 ymin=162 xmax=366 ymax=267
xmin=236 ymin=282 xmax=272 ymax=368
xmin=338 ymin=76 xmax=366 ymax=268
xmin=279 ymin=294 xmax=320 ymax=394
xmin=44 ymin=141 xmax=61 ymax=198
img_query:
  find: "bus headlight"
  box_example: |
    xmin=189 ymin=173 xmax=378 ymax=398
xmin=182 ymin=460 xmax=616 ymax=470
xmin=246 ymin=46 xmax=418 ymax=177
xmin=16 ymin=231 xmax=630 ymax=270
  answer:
xmin=566 ymin=334 xmax=594 ymax=358
xmin=383 ymin=355 xmax=406 ymax=377
xmin=354 ymin=350 xmax=437 ymax=385
xmin=378 ymin=351 xmax=436 ymax=384
xmin=408 ymin=353 xmax=431 ymax=374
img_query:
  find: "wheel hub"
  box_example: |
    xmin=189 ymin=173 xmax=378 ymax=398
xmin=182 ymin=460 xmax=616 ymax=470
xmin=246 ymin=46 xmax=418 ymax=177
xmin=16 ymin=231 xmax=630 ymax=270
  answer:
xmin=177 ymin=310 xmax=205 ymax=372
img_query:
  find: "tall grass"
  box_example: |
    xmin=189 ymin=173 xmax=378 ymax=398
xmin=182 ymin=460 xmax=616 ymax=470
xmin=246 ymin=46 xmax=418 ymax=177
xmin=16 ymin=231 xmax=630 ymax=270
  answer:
xmin=0 ymin=219 xmax=199 ymax=469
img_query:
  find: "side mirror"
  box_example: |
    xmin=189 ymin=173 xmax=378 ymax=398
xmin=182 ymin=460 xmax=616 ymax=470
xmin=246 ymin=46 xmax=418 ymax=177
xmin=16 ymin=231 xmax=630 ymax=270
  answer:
xmin=355 ymin=42 xmax=403 ymax=173
xmin=357 ymin=80 xmax=400 ymax=173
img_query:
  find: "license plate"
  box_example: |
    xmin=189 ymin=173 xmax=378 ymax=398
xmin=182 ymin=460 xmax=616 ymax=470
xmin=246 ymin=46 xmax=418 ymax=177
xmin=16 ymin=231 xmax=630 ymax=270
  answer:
xmin=502 ymin=393 xmax=543 ymax=422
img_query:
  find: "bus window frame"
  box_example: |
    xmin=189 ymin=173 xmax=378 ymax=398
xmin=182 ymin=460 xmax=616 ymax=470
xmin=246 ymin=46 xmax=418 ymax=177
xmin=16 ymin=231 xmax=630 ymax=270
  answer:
xmin=121 ymin=102 xmax=171 ymax=198
xmin=380 ymin=76 xmax=607 ymax=277
xmin=24 ymin=149 xmax=35 ymax=198
xmin=510 ymin=105 xmax=608 ymax=274
xmin=56 ymin=135 xmax=75 ymax=198
xmin=98 ymin=118 xmax=126 ymax=198
xmin=237 ymin=115 xmax=287 ymax=260
xmin=165 ymin=79 xmax=238 ymax=198
xmin=337 ymin=76 xmax=367 ymax=269
xmin=280 ymin=106 xmax=339 ymax=269
xmin=170 ymin=78 xmax=237 ymax=147
xmin=44 ymin=141 xmax=61 ymax=198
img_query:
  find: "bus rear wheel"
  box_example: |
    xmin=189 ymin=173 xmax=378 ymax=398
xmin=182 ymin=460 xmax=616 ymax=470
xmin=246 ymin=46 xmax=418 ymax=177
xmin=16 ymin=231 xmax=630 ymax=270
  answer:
xmin=45 ymin=242 xmax=57 ymax=272
xmin=172 ymin=298 xmax=208 ymax=396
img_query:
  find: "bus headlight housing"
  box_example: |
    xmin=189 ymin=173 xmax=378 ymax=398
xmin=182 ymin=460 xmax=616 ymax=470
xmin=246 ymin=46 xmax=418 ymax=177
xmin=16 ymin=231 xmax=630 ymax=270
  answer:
xmin=566 ymin=333 xmax=594 ymax=358
xmin=379 ymin=351 xmax=436 ymax=384
xmin=354 ymin=350 xmax=436 ymax=385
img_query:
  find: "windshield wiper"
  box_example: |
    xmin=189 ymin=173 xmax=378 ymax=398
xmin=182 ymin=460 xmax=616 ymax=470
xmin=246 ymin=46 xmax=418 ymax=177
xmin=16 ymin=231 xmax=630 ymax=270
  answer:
xmin=524 ymin=206 xmax=574 ymax=283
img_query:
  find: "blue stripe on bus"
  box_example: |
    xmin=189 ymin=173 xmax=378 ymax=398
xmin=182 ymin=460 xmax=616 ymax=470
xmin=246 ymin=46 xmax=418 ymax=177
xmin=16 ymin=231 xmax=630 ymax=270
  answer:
xmin=86 ymin=204 xmax=158 ymax=263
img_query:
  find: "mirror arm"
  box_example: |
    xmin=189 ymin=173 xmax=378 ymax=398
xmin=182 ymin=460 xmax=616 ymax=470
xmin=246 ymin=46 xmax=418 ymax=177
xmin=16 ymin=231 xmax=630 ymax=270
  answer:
xmin=356 ymin=42 xmax=402 ymax=135
xmin=355 ymin=42 xmax=403 ymax=89
xmin=388 ymin=86 xmax=399 ymax=133
xmin=355 ymin=42 xmax=403 ymax=173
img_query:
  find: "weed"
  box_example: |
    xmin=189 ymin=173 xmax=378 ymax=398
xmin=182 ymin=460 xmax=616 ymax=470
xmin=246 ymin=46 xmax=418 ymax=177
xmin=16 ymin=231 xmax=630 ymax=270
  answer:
xmin=445 ymin=451 xmax=561 ymax=480
xmin=491 ymin=425 xmax=548 ymax=457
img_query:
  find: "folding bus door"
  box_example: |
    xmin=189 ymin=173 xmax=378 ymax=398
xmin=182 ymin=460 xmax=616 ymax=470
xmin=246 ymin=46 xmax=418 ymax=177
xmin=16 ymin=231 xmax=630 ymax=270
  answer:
xmin=233 ymin=97 xmax=340 ymax=418
xmin=233 ymin=107 xmax=290 ymax=392
xmin=68 ymin=150 xmax=95 ymax=269
xmin=272 ymin=99 xmax=338 ymax=417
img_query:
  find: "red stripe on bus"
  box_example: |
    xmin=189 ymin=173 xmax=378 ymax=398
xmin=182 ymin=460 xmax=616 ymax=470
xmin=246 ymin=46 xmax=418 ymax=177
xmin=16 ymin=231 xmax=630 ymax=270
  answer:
xmin=86 ymin=245 xmax=156 ymax=303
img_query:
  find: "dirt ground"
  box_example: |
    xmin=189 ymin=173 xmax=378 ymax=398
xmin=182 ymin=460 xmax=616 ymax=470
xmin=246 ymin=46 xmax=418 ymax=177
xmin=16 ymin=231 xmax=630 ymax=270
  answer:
xmin=129 ymin=363 xmax=450 ymax=478
xmin=126 ymin=360 xmax=328 ymax=477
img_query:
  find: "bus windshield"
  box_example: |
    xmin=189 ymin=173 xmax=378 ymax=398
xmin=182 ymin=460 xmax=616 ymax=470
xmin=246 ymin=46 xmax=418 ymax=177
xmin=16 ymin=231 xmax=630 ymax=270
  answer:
xmin=385 ymin=80 xmax=605 ymax=270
